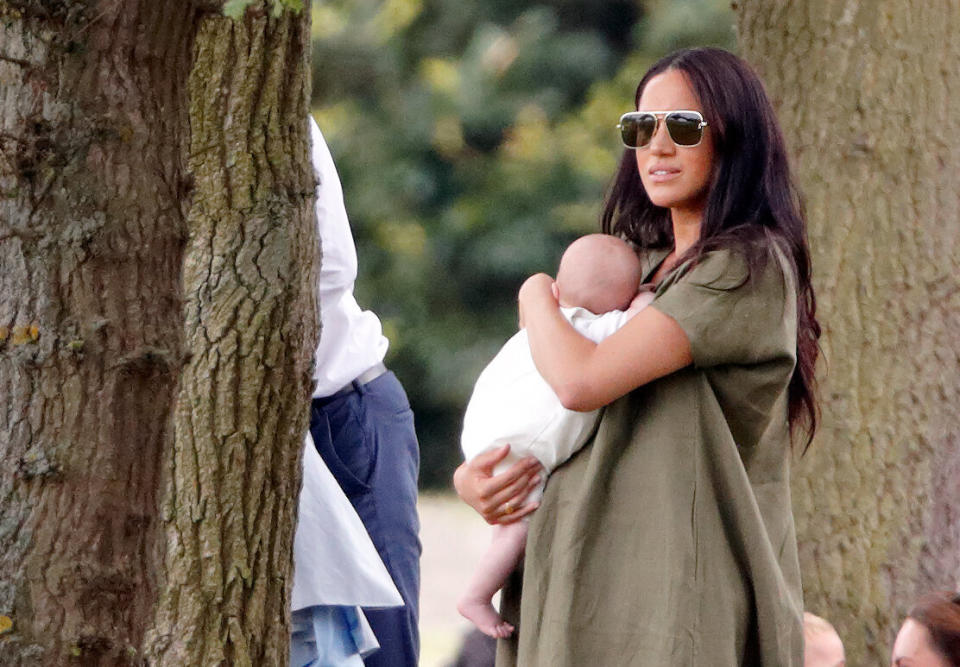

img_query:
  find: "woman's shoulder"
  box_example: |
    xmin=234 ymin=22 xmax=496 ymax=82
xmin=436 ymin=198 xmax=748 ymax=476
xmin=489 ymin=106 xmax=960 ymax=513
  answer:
xmin=678 ymin=232 xmax=794 ymax=292
xmin=650 ymin=236 xmax=797 ymax=369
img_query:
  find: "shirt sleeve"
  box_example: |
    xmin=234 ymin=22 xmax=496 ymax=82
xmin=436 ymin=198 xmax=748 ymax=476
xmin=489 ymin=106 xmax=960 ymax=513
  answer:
xmin=309 ymin=116 xmax=358 ymax=294
xmin=650 ymin=246 xmax=797 ymax=368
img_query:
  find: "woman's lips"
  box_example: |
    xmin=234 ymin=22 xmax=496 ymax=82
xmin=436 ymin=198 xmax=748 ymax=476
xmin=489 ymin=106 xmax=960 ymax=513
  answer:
xmin=648 ymin=166 xmax=680 ymax=183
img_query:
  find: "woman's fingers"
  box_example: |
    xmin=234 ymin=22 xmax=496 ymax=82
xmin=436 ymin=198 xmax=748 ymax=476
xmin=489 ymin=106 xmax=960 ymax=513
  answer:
xmin=483 ymin=465 xmax=540 ymax=513
xmin=484 ymin=454 xmax=540 ymax=493
xmin=454 ymin=445 xmax=542 ymax=522
xmin=494 ymin=468 xmax=545 ymax=523
xmin=479 ymin=459 xmax=540 ymax=506
xmin=495 ymin=499 xmax=540 ymax=525
xmin=469 ymin=444 xmax=512 ymax=474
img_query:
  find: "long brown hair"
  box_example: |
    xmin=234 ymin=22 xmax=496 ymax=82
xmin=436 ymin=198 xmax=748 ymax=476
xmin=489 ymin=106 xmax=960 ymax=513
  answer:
xmin=602 ymin=47 xmax=820 ymax=452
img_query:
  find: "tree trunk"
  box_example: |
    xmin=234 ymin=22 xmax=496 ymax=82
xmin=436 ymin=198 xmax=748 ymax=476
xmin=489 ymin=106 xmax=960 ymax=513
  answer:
xmin=147 ymin=2 xmax=318 ymax=666
xmin=144 ymin=4 xmax=316 ymax=666
xmin=0 ymin=1 xmax=195 ymax=663
xmin=736 ymin=2 xmax=960 ymax=663
xmin=0 ymin=2 xmax=315 ymax=665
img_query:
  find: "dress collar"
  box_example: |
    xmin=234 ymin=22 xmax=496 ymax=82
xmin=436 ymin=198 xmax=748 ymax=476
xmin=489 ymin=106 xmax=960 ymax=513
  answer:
xmin=640 ymin=246 xmax=673 ymax=285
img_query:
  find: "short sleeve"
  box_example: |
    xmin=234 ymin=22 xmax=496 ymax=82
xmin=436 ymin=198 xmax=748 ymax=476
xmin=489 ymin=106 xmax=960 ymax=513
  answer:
xmin=651 ymin=247 xmax=797 ymax=368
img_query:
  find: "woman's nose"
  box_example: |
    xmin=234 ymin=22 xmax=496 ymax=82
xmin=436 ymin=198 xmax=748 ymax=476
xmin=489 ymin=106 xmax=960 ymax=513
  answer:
xmin=648 ymin=118 xmax=675 ymax=155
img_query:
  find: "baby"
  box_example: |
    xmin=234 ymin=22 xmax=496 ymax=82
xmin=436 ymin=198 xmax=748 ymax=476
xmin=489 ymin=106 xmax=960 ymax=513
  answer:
xmin=803 ymin=612 xmax=845 ymax=667
xmin=457 ymin=233 xmax=653 ymax=638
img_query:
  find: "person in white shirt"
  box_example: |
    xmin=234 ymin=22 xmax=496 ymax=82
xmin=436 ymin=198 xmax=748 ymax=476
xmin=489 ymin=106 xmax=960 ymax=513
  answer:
xmin=292 ymin=118 xmax=421 ymax=667
xmin=457 ymin=234 xmax=652 ymax=638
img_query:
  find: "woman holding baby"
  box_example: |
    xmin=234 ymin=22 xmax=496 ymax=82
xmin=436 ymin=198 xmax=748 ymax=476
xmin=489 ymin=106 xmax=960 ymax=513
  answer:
xmin=454 ymin=46 xmax=820 ymax=666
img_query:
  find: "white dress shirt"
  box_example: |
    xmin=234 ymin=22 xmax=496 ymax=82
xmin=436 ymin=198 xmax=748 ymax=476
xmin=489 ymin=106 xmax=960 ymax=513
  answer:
xmin=308 ymin=118 xmax=388 ymax=398
xmin=292 ymin=432 xmax=402 ymax=610
xmin=290 ymin=118 xmax=402 ymax=611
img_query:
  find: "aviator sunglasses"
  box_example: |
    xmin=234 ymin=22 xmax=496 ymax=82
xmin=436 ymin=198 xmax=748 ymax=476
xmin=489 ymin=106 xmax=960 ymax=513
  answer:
xmin=617 ymin=110 xmax=709 ymax=149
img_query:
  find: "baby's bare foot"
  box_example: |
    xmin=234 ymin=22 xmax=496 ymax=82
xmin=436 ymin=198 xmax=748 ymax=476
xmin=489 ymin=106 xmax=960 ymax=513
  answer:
xmin=457 ymin=597 xmax=515 ymax=639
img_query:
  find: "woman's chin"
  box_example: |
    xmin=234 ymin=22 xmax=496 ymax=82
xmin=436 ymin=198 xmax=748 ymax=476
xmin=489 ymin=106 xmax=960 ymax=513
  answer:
xmin=646 ymin=193 xmax=683 ymax=210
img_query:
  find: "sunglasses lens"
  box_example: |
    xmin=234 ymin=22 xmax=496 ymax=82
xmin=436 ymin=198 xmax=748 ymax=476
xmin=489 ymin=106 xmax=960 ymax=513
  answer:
xmin=665 ymin=112 xmax=704 ymax=146
xmin=620 ymin=113 xmax=656 ymax=148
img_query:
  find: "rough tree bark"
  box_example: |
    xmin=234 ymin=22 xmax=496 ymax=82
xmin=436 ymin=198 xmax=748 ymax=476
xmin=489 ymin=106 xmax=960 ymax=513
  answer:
xmin=144 ymin=5 xmax=316 ymax=665
xmin=0 ymin=2 xmax=195 ymax=663
xmin=736 ymin=2 xmax=960 ymax=663
xmin=0 ymin=1 xmax=315 ymax=665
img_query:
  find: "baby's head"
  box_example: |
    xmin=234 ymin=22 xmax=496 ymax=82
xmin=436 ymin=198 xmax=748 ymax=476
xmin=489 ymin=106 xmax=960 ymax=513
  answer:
xmin=554 ymin=234 xmax=642 ymax=313
xmin=803 ymin=612 xmax=845 ymax=667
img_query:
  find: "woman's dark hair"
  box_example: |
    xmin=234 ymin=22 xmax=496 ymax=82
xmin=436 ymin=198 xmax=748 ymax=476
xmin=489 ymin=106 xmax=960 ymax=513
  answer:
xmin=907 ymin=591 xmax=960 ymax=664
xmin=601 ymin=47 xmax=820 ymax=452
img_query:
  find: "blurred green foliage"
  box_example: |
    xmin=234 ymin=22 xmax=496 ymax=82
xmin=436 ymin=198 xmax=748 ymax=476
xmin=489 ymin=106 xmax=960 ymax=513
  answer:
xmin=311 ymin=0 xmax=735 ymax=488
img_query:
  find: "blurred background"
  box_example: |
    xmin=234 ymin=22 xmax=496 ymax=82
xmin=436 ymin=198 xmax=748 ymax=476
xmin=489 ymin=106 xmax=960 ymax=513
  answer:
xmin=311 ymin=0 xmax=736 ymax=491
xmin=311 ymin=1 xmax=737 ymax=662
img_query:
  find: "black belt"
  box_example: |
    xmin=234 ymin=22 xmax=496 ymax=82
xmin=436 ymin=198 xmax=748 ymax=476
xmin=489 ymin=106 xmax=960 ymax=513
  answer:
xmin=317 ymin=362 xmax=388 ymax=403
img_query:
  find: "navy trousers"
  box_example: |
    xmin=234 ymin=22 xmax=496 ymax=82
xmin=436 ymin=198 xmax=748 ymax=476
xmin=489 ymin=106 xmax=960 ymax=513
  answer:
xmin=310 ymin=371 xmax=421 ymax=667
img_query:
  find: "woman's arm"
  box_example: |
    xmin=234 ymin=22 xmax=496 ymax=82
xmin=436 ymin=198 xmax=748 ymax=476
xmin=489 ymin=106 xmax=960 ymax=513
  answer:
xmin=519 ymin=273 xmax=694 ymax=412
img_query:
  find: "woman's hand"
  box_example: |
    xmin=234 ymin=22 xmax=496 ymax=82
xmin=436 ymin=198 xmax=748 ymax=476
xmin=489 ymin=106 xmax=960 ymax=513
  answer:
xmin=518 ymin=273 xmax=557 ymax=327
xmin=453 ymin=445 xmax=543 ymax=525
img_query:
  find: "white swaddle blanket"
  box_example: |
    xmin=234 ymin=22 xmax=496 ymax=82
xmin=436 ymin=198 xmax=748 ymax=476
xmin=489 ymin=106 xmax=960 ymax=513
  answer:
xmin=461 ymin=306 xmax=635 ymax=497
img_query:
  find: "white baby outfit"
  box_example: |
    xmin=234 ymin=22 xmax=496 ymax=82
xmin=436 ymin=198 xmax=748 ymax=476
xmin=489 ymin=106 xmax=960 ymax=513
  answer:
xmin=461 ymin=305 xmax=639 ymax=500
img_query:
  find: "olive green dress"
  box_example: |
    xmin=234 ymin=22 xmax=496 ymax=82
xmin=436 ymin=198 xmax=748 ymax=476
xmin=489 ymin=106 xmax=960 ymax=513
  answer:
xmin=496 ymin=246 xmax=804 ymax=666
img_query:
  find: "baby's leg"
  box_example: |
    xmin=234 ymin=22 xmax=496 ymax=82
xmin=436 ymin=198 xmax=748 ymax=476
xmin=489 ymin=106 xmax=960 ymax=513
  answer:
xmin=457 ymin=521 xmax=529 ymax=639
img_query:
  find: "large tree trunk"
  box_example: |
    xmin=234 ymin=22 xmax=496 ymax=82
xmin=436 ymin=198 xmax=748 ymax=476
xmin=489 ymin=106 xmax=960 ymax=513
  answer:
xmin=0 ymin=2 xmax=195 ymax=663
xmin=143 ymin=5 xmax=316 ymax=666
xmin=0 ymin=2 xmax=315 ymax=665
xmin=736 ymin=2 xmax=960 ymax=663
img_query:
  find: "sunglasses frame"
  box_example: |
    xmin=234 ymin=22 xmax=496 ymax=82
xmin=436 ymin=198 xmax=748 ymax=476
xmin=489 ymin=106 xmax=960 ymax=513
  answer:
xmin=617 ymin=110 xmax=709 ymax=149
